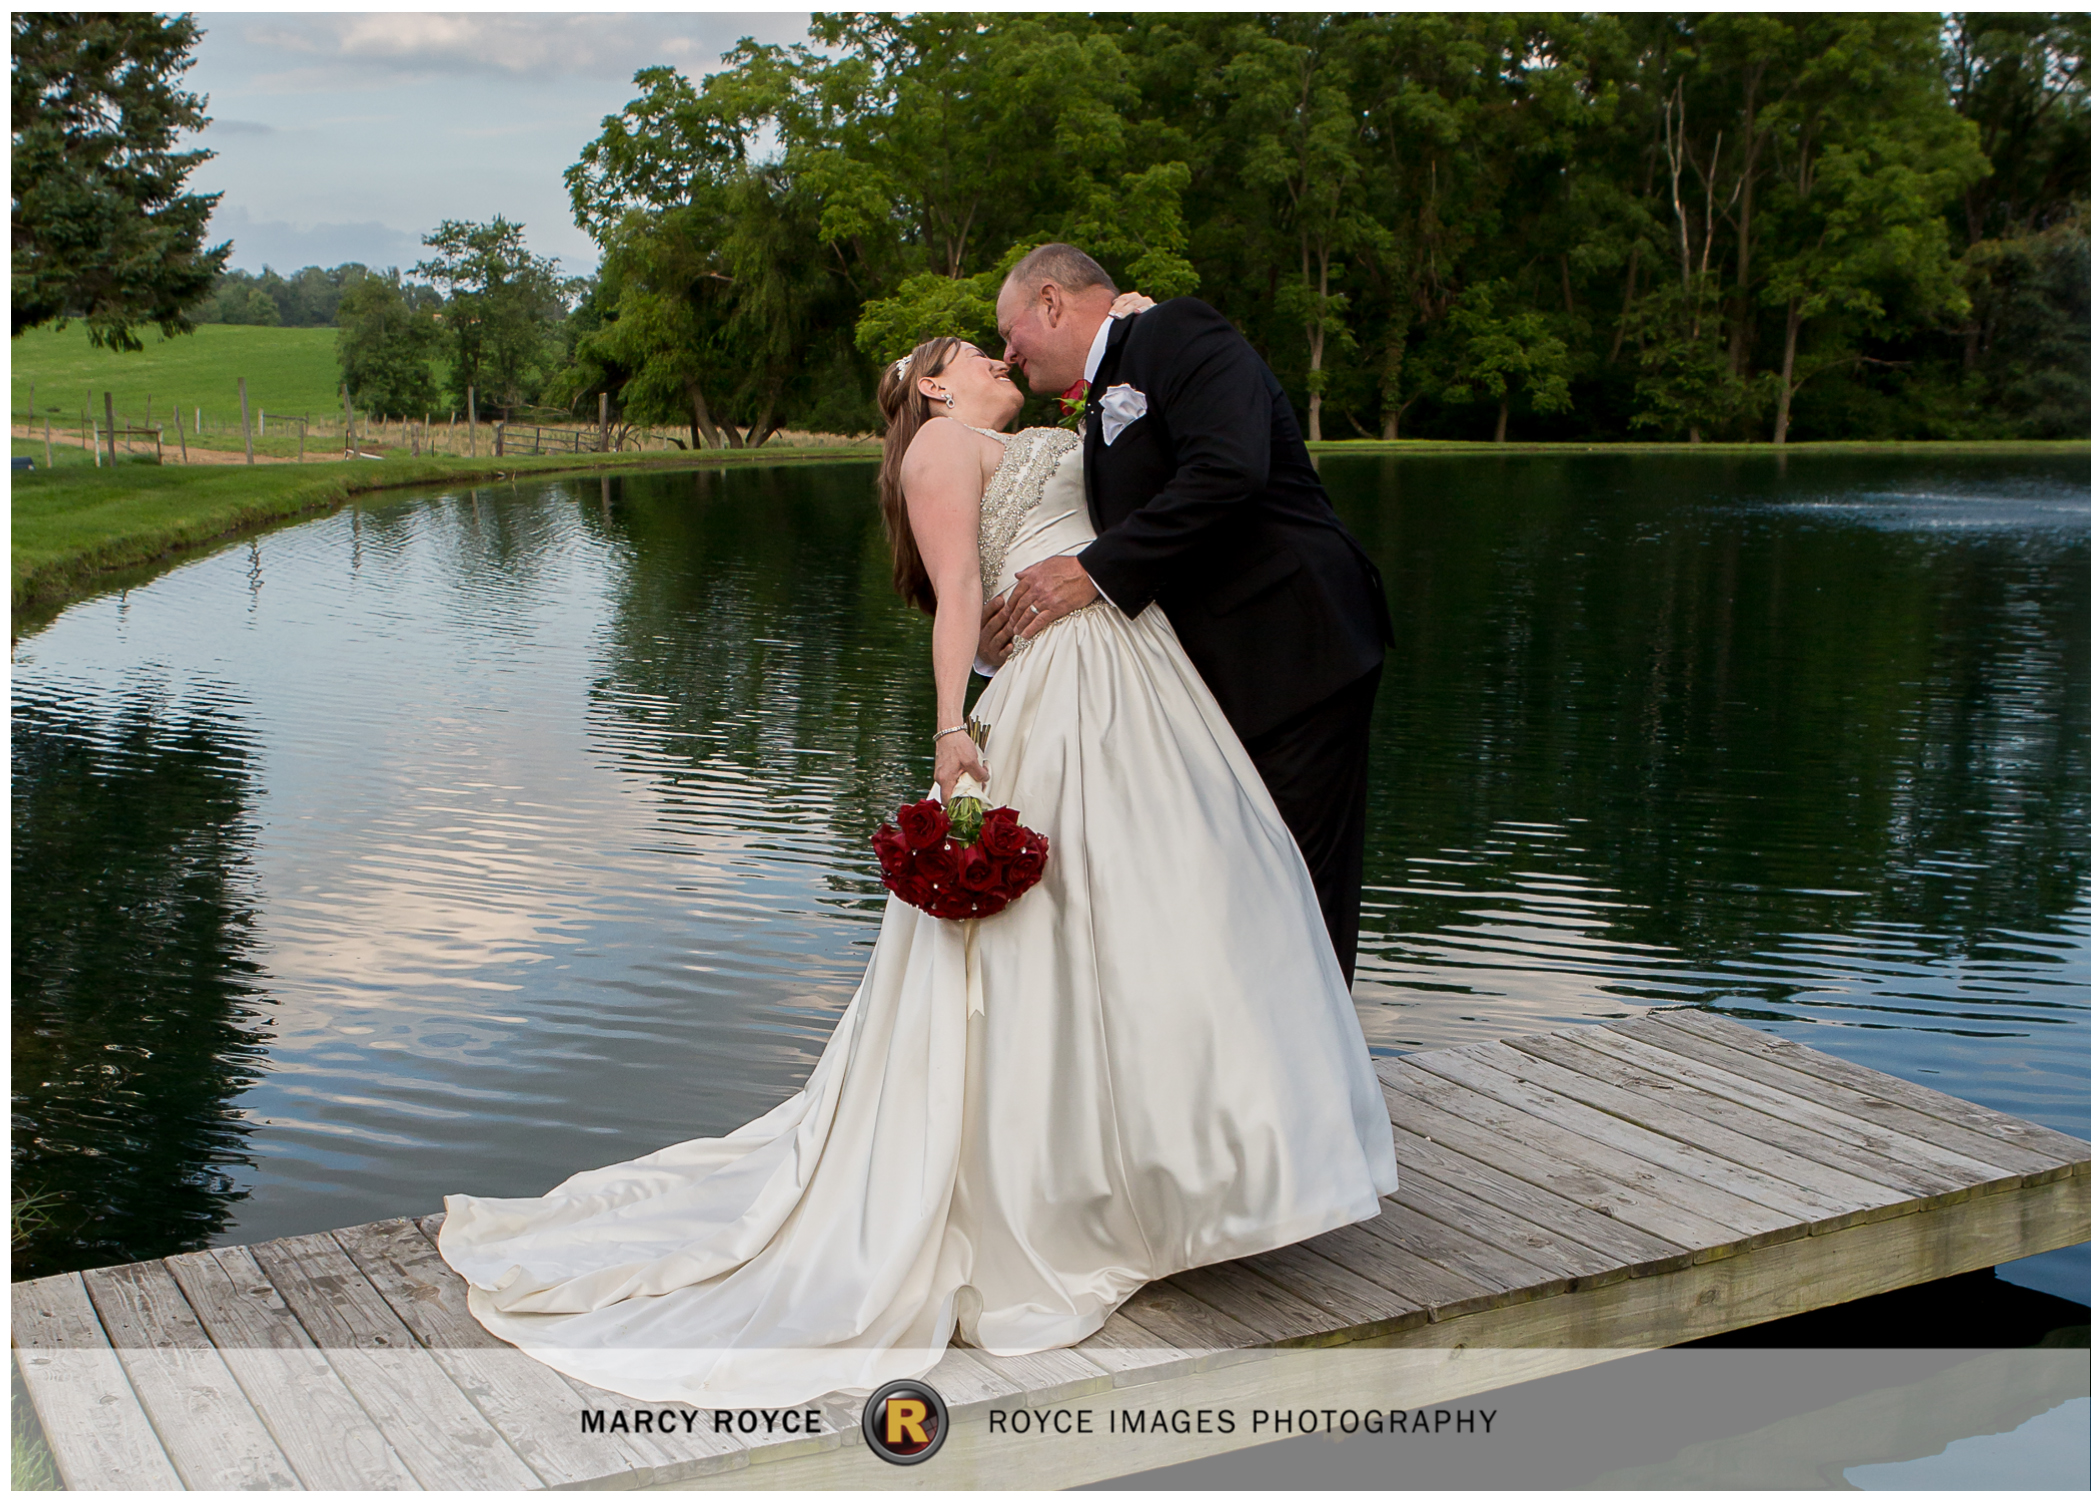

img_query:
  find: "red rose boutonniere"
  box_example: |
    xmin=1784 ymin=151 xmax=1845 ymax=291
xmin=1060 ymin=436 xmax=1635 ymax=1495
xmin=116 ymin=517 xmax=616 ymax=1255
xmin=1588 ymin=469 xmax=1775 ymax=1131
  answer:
xmin=1057 ymin=379 xmax=1088 ymax=431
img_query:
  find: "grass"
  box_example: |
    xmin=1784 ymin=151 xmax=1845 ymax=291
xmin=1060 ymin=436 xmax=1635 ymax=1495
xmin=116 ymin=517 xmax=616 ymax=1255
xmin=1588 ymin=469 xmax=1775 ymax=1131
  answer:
xmin=12 ymin=322 xmax=356 ymax=434
xmin=11 ymin=443 xmax=881 ymax=625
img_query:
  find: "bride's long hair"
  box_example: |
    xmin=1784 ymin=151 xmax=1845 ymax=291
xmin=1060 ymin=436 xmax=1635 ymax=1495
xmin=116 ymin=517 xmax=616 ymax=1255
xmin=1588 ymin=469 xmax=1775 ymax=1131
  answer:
xmin=876 ymin=335 xmax=965 ymax=616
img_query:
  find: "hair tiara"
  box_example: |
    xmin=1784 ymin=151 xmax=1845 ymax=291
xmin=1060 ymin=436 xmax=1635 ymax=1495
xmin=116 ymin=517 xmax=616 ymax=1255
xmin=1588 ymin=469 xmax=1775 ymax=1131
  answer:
xmin=891 ymin=354 xmax=912 ymax=380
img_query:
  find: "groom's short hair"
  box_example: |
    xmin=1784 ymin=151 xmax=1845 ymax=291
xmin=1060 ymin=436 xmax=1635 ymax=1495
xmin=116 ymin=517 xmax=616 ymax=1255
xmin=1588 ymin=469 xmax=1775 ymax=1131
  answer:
xmin=1005 ymin=243 xmax=1117 ymax=296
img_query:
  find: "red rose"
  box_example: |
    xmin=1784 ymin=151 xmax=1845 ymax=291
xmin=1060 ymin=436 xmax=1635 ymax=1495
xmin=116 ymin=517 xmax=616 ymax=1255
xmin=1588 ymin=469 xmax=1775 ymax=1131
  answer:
xmin=979 ymin=806 xmax=1026 ymax=858
xmin=889 ymin=863 xmax=934 ymax=907
xmin=872 ymin=824 xmax=911 ymax=875
xmin=1005 ymin=843 xmax=1046 ymax=893
xmin=927 ymin=886 xmax=974 ymax=920
xmin=958 ymin=845 xmax=997 ymax=892
xmin=914 ymin=840 xmax=960 ymax=891
xmin=896 ymin=799 xmax=950 ymax=851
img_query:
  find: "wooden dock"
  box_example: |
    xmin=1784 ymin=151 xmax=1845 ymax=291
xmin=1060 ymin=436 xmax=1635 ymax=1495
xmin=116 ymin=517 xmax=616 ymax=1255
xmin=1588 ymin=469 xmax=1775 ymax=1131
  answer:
xmin=16 ymin=1008 xmax=2090 ymax=1490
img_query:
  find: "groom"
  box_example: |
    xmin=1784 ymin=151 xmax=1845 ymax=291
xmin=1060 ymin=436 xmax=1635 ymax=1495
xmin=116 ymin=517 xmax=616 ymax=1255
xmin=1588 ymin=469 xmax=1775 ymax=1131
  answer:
xmin=991 ymin=243 xmax=1392 ymax=986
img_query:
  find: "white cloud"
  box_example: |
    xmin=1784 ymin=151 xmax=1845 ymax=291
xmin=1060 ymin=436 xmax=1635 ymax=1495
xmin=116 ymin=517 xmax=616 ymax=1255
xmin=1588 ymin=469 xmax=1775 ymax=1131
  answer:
xmin=228 ymin=11 xmax=800 ymax=84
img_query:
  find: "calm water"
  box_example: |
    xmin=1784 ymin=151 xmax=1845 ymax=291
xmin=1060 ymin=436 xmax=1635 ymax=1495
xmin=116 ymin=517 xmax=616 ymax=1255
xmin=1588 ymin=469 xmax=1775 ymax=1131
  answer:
xmin=12 ymin=453 xmax=2090 ymax=1302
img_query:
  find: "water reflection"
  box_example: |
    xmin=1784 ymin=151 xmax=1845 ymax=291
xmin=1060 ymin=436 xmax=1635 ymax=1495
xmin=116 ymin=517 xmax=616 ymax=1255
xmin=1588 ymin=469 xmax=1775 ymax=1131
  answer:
xmin=11 ymin=683 xmax=270 ymax=1277
xmin=6 ymin=453 xmax=2087 ymax=1291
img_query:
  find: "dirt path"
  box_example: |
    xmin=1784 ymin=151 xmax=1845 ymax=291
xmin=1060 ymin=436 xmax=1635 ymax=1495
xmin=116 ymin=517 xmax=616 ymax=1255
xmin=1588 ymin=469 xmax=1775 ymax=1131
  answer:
xmin=9 ymin=424 xmax=380 ymax=464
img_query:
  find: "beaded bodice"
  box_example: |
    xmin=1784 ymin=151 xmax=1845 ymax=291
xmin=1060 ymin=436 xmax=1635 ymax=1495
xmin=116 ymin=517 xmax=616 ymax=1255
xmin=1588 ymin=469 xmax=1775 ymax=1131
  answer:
xmin=972 ymin=425 xmax=1086 ymax=598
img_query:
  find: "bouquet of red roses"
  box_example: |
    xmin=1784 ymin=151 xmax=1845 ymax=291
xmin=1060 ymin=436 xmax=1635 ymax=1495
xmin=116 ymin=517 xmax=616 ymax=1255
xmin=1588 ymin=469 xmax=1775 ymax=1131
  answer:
xmin=872 ymin=773 xmax=1049 ymax=920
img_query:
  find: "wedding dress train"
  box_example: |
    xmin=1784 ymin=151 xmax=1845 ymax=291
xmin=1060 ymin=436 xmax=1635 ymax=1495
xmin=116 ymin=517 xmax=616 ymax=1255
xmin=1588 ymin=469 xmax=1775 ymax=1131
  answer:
xmin=438 ymin=427 xmax=1398 ymax=1406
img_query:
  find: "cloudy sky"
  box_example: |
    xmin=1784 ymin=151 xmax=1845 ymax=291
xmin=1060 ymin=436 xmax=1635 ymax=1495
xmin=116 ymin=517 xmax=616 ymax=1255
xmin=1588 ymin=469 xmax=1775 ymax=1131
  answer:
xmin=183 ymin=11 xmax=815 ymax=278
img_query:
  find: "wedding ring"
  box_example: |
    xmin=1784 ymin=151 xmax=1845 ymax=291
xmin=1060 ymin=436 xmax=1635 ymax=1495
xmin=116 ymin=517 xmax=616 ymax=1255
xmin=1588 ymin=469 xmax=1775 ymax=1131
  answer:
xmin=1029 ymin=604 xmax=1041 ymax=615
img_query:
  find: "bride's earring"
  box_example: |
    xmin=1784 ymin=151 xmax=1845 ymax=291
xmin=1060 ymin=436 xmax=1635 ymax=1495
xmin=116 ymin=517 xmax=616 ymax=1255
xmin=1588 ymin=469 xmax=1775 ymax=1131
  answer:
xmin=944 ymin=392 xmax=956 ymax=410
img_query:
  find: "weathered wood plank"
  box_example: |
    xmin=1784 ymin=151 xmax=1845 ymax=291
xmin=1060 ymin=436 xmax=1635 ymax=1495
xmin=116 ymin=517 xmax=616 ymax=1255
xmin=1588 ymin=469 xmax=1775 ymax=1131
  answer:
xmin=1383 ymin=1132 xmax=1685 ymax=1281
xmin=1235 ymin=1237 xmax=1420 ymax=1333
xmin=1626 ymin=1012 xmax=2078 ymax=1180
xmin=1648 ymin=1010 xmax=2091 ymax=1168
xmin=1402 ymin=1047 xmax=1861 ymax=1228
xmin=922 ymin=1345 xmax=1026 ymax=1409
xmin=80 ymin=1260 xmax=302 ymax=1490
xmin=404 ymin=1212 xmax=751 ymax=1485
xmin=11 ymin=1273 xmax=183 ymax=1492
xmin=965 ymin=1344 xmax=1114 ymax=1405
xmin=336 ymin=1216 xmax=702 ymax=1488
xmin=1459 ymin=1038 xmax=1914 ymax=1221
xmin=1381 ymin=1068 xmax=1754 ymax=1250
xmin=1296 ymin=1219 xmax=1508 ymax=1321
xmin=164 ymin=1245 xmax=421 ymax=1489
xmin=1523 ymin=1026 xmax=1998 ymax=1196
xmin=1360 ymin=1193 xmax=1574 ymax=1301
xmin=1167 ymin=1258 xmax=1349 ymax=1345
xmin=1358 ymin=1152 xmax=2090 ymax=1353
xmin=1081 ymin=1284 xmax=1270 ymax=1382
xmin=250 ymin=1232 xmax=544 ymax=1490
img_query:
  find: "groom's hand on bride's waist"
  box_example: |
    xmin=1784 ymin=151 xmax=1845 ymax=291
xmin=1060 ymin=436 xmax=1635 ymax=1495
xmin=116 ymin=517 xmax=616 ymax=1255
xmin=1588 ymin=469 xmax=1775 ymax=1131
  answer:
xmin=1010 ymin=557 xmax=1102 ymax=639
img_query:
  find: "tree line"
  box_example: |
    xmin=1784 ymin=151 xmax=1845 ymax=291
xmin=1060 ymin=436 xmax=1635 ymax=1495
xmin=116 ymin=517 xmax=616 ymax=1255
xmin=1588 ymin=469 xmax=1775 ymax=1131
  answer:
xmin=567 ymin=11 xmax=2087 ymax=446
xmin=16 ymin=13 xmax=2089 ymax=445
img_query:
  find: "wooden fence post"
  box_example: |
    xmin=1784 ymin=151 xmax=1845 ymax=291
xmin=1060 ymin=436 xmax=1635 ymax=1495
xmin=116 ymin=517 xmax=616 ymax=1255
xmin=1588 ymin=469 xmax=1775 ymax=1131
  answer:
xmin=104 ymin=391 xmax=116 ymax=466
xmin=342 ymin=385 xmax=355 ymax=457
xmin=239 ymin=378 xmax=254 ymax=464
xmin=468 ymin=385 xmax=477 ymax=457
xmin=599 ymin=391 xmax=610 ymax=453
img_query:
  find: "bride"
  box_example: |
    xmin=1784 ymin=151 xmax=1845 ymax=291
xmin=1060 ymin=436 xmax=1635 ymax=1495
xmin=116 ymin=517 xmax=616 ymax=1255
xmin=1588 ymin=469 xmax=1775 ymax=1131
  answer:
xmin=437 ymin=328 xmax=1399 ymax=1408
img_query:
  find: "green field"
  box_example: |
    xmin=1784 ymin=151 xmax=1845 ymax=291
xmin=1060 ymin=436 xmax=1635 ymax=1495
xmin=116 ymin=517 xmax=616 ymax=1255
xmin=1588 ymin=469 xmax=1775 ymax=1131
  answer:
xmin=11 ymin=323 xmax=350 ymax=432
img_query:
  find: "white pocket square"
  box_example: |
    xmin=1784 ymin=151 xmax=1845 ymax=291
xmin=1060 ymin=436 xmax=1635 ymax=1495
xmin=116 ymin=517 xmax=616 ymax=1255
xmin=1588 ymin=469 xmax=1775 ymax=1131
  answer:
xmin=1097 ymin=384 xmax=1148 ymax=446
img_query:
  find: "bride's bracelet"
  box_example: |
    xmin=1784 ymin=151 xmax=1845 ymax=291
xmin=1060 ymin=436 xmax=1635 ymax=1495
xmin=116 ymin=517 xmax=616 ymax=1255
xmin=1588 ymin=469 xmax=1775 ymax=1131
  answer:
xmin=932 ymin=724 xmax=971 ymax=742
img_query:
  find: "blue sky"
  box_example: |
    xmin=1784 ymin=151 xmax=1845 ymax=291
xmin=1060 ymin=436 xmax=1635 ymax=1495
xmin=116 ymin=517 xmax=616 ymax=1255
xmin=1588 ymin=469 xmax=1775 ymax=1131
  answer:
xmin=182 ymin=11 xmax=815 ymax=279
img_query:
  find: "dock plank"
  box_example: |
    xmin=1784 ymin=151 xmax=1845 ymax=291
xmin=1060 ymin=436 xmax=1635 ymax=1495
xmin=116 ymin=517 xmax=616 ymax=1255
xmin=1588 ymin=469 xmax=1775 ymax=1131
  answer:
xmin=1167 ymin=1258 xmax=1348 ymax=1344
xmin=1626 ymin=1012 xmax=2076 ymax=1180
xmin=1380 ymin=1068 xmax=1753 ymax=1250
xmin=1646 ymin=1004 xmax=2091 ymax=1168
xmin=163 ymin=1246 xmax=421 ymax=1489
xmin=79 ymin=1260 xmax=302 ymax=1490
xmin=1460 ymin=1039 xmax=1913 ymax=1220
xmin=1298 ymin=1220 xmax=1504 ymax=1319
xmin=11 ymin=1273 xmax=183 ymax=1492
xmin=1382 ymin=1132 xmax=1685 ymax=1280
xmin=250 ymin=1232 xmax=543 ymax=1490
xmin=1401 ymin=1047 xmax=1860 ymax=1228
xmin=1360 ymin=1194 xmax=1574 ymax=1301
xmin=335 ymin=1217 xmax=705 ymax=1488
xmin=1521 ymin=1027 xmax=1997 ymax=1196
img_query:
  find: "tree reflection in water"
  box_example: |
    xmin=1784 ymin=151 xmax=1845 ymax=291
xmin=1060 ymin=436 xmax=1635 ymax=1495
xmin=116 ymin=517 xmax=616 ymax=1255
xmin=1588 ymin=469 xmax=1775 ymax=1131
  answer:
xmin=11 ymin=684 xmax=271 ymax=1278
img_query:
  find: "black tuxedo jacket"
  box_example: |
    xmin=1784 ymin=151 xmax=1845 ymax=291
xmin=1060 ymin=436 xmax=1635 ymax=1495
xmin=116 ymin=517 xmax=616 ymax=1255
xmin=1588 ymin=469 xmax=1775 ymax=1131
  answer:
xmin=1077 ymin=297 xmax=1392 ymax=740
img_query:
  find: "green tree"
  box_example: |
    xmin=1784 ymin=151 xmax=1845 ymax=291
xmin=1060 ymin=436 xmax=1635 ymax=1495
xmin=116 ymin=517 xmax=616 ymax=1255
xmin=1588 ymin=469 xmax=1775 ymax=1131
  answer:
xmin=1223 ymin=17 xmax=1379 ymax=441
xmin=1756 ymin=18 xmax=1987 ymax=442
xmin=413 ymin=216 xmax=569 ymax=416
xmin=1441 ymin=280 xmax=1573 ymax=441
xmin=10 ymin=11 xmax=230 ymax=349
xmin=336 ymin=270 xmax=441 ymax=418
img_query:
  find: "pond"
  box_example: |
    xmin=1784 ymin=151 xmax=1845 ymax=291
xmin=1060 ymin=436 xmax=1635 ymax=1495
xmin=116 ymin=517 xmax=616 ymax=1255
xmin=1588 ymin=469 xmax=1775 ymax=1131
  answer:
xmin=12 ymin=450 xmax=2090 ymax=1307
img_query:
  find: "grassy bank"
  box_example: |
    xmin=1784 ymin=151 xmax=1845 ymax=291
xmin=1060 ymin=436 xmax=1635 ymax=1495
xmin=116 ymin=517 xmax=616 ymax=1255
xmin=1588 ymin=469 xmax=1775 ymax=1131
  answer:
xmin=12 ymin=445 xmax=879 ymax=623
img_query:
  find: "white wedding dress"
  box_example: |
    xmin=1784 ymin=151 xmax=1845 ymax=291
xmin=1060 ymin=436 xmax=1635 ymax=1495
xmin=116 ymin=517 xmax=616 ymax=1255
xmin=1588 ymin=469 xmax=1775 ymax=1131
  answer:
xmin=438 ymin=426 xmax=1399 ymax=1407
